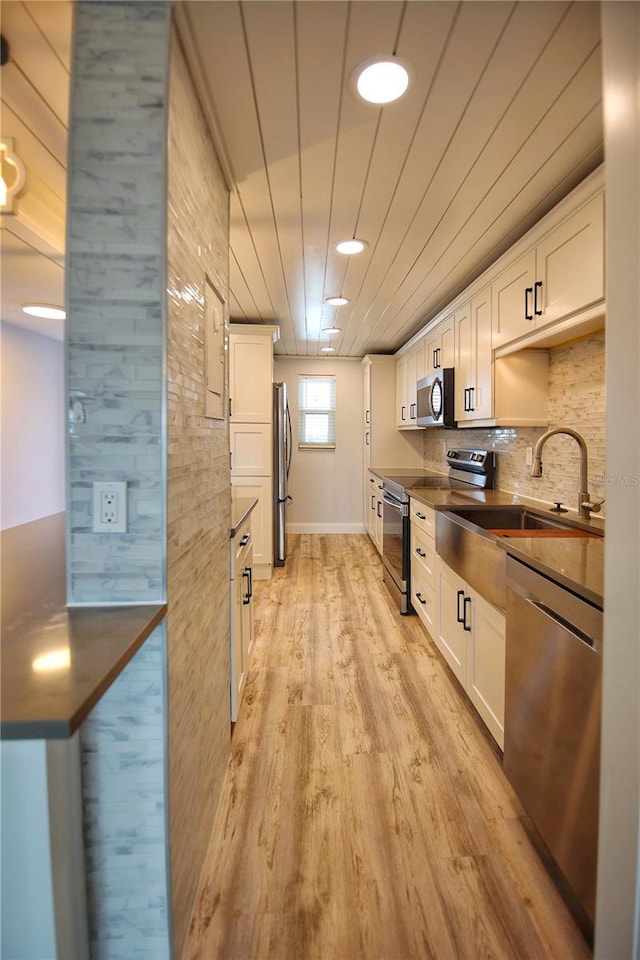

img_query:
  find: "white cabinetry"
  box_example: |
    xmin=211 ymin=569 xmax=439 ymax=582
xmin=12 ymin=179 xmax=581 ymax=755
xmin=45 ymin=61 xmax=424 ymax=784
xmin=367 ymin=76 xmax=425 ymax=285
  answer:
xmin=230 ymin=324 xmax=279 ymax=578
xmin=230 ymin=513 xmax=254 ymax=721
xmin=229 ymin=329 xmax=274 ymax=421
xmin=434 ymin=558 xmax=505 ymax=748
xmin=362 ymin=356 xmax=422 ymax=547
xmin=426 ymin=313 xmax=455 ymax=375
xmin=396 ymin=340 xmax=426 ymax=428
xmin=366 ymin=471 xmax=384 ymax=553
xmin=492 ymin=192 xmax=604 ymax=350
xmin=453 ymin=286 xmax=548 ymax=428
xmin=455 ymin=291 xmax=492 ymax=423
xmin=410 ymin=500 xmax=438 ymax=636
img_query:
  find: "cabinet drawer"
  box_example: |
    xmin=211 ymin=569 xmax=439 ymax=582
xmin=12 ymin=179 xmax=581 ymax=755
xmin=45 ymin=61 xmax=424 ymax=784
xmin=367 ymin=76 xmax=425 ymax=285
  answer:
xmin=411 ymin=564 xmax=436 ymax=636
xmin=410 ymin=500 xmax=435 ymax=538
xmin=411 ymin=524 xmax=436 ymax=587
xmin=232 ymin=518 xmax=252 ymax=567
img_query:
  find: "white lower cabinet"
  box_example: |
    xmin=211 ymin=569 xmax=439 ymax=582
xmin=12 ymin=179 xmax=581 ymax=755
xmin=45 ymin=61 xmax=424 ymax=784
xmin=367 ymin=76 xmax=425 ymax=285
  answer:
xmin=230 ymin=476 xmax=272 ymax=578
xmin=230 ymin=515 xmax=254 ymax=722
xmin=410 ymin=501 xmax=438 ymax=636
xmin=366 ymin=471 xmax=383 ymax=554
xmin=434 ymin=557 xmax=505 ymax=749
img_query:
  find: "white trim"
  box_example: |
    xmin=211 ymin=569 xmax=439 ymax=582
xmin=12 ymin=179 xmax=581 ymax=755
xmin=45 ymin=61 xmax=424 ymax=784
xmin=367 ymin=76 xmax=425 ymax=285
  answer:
xmin=287 ymin=523 xmax=366 ymax=535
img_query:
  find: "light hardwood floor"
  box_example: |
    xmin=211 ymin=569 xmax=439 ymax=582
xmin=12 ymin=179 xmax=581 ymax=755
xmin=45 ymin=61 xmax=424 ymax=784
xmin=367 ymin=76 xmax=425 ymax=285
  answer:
xmin=183 ymin=534 xmax=591 ymax=960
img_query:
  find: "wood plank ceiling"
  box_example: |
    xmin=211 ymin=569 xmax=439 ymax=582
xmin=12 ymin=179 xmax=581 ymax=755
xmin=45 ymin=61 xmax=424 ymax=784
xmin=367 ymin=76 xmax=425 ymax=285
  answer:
xmin=180 ymin=0 xmax=603 ymax=358
xmin=0 ymin=0 xmax=71 ymax=340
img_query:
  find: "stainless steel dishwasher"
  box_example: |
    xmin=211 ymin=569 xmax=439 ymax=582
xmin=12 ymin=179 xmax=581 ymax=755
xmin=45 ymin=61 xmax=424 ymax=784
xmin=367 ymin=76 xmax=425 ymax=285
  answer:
xmin=505 ymin=556 xmax=602 ymax=926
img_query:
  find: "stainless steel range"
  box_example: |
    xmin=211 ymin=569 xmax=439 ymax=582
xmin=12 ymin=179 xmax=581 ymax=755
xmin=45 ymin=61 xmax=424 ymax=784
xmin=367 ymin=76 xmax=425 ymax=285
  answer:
xmin=381 ymin=449 xmax=496 ymax=614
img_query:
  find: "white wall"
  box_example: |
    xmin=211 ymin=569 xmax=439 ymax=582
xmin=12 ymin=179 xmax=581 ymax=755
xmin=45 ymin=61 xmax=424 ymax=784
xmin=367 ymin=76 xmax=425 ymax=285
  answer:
xmin=596 ymin=4 xmax=640 ymax=957
xmin=0 ymin=323 xmax=65 ymax=530
xmin=275 ymin=357 xmax=364 ymax=533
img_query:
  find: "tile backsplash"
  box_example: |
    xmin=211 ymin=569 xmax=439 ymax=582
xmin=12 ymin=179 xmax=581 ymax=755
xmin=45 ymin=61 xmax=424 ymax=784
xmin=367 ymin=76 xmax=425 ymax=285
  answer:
xmin=424 ymin=333 xmax=606 ymax=514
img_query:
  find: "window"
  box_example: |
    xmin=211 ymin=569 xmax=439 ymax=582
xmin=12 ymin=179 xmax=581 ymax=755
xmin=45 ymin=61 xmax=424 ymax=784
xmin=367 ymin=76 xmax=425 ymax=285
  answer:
xmin=298 ymin=375 xmax=336 ymax=449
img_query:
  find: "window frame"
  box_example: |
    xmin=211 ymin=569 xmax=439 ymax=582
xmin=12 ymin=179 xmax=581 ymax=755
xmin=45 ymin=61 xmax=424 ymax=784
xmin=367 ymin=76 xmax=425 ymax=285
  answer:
xmin=297 ymin=374 xmax=336 ymax=450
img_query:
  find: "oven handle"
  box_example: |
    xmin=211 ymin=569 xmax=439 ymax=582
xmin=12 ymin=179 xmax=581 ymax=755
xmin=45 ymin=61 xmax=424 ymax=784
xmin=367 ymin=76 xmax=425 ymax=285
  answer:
xmin=382 ymin=492 xmax=409 ymax=517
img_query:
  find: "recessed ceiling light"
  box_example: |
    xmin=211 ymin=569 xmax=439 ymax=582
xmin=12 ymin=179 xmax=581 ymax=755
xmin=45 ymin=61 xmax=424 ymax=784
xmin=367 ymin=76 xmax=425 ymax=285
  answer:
xmin=335 ymin=239 xmax=367 ymax=255
xmin=22 ymin=303 xmax=66 ymax=321
xmin=324 ymin=296 xmax=350 ymax=306
xmin=320 ymin=346 xmax=336 ymax=353
xmin=322 ymin=326 xmax=342 ymax=335
xmin=353 ymin=56 xmax=410 ymax=105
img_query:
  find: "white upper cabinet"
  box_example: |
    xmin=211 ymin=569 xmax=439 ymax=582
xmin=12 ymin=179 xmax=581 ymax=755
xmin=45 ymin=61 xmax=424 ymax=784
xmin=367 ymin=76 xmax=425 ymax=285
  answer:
xmin=455 ymin=290 xmax=492 ymax=423
xmin=396 ymin=339 xmax=426 ymax=429
xmin=426 ymin=313 xmax=455 ymax=375
xmin=492 ymin=192 xmax=604 ymax=349
xmin=229 ymin=326 xmax=277 ymax=422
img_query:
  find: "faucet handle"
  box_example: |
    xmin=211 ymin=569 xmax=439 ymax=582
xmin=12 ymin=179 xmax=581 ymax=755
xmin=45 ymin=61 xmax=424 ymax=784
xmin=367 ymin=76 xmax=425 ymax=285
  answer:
xmin=580 ymin=496 xmax=605 ymax=514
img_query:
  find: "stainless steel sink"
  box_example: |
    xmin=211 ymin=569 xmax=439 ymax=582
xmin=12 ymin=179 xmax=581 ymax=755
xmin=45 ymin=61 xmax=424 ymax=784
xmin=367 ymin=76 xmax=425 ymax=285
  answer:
xmin=435 ymin=506 xmax=602 ymax=612
xmin=447 ymin=506 xmax=602 ymax=537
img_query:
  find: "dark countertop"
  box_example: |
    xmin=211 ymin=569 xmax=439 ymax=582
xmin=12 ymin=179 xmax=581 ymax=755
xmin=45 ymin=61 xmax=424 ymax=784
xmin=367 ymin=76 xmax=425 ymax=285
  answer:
xmin=1 ymin=513 xmax=167 ymax=740
xmin=230 ymin=495 xmax=259 ymax=538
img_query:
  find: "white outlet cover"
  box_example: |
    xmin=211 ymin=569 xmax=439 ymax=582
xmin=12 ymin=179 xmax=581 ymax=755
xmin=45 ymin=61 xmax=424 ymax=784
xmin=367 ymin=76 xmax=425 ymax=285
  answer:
xmin=92 ymin=481 xmax=127 ymax=533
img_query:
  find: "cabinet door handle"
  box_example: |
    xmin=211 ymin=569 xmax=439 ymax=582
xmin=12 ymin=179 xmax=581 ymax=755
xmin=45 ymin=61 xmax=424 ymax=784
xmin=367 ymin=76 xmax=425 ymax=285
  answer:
xmin=401 ymin=405 xmax=406 ymax=421
xmin=463 ymin=595 xmax=472 ymax=631
xmin=229 ymin=397 xmax=233 ymax=417
xmin=248 ymin=566 xmax=253 ymax=600
xmin=468 ymin=386 xmax=475 ymax=412
xmin=365 ymin=431 xmax=370 ymax=446
xmin=377 ymin=502 xmax=382 ymax=518
xmin=415 ymin=547 xmax=426 ymax=558
xmin=410 ymin=402 xmax=416 ymax=420
xmin=432 ymin=349 xmax=438 ymax=369
xmin=534 ymin=280 xmax=543 ymax=316
xmin=371 ymin=495 xmax=375 ymax=510
xmin=525 ymin=286 xmax=534 ymax=321
xmin=415 ymin=512 xmax=426 ymax=520
xmin=242 ymin=568 xmax=251 ymax=604
xmin=239 ymin=533 xmax=250 ymax=546
xmin=416 ymin=592 xmax=427 ymax=606
xmin=365 ymin=409 xmax=370 ymax=424
xmin=456 ymin=589 xmax=465 ymax=624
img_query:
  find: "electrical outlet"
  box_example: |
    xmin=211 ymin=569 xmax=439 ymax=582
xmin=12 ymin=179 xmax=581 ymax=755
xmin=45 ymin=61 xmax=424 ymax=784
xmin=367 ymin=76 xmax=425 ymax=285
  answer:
xmin=525 ymin=446 xmax=533 ymax=467
xmin=93 ymin=481 xmax=127 ymax=533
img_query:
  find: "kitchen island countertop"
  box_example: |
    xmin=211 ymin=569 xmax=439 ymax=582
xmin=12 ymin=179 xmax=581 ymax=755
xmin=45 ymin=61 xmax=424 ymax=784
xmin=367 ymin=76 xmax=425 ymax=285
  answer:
xmin=230 ymin=495 xmax=259 ymax=538
xmin=1 ymin=513 xmax=167 ymax=740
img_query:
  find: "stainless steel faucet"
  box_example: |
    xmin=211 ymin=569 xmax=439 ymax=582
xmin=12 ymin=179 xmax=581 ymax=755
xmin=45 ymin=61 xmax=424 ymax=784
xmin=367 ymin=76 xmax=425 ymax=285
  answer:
xmin=531 ymin=427 xmax=602 ymax=520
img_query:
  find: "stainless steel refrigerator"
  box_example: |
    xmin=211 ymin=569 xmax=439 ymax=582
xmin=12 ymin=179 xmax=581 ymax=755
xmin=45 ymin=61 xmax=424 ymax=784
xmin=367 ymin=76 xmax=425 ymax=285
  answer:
xmin=273 ymin=382 xmax=292 ymax=565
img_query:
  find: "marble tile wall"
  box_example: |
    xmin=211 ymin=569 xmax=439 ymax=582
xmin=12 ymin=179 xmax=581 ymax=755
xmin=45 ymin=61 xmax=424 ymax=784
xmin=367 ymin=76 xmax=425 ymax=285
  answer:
xmin=166 ymin=32 xmax=231 ymax=957
xmin=424 ymin=333 xmax=606 ymax=513
xmin=80 ymin=625 xmax=170 ymax=960
xmin=66 ymin=0 xmax=171 ymax=604
xmin=67 ymin=4 xmax=172 ymax=959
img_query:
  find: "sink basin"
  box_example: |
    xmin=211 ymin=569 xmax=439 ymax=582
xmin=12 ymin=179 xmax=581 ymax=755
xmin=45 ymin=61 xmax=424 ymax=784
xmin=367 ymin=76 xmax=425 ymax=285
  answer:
xmin=448 ymin=507 xmax=602 ymax=537
xmin=435 ymin=506 xmax=602 ymax=611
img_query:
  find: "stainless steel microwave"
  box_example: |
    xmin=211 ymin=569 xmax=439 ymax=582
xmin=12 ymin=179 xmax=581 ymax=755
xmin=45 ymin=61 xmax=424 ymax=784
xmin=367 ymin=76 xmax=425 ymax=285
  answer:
xmin=416 ymin=369 xmax=456 ymax=428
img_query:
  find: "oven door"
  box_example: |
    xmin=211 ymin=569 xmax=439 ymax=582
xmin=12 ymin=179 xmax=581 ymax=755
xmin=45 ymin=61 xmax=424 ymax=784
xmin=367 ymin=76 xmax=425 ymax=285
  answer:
xmin=382 ymin=491 xmax=410 ymax=613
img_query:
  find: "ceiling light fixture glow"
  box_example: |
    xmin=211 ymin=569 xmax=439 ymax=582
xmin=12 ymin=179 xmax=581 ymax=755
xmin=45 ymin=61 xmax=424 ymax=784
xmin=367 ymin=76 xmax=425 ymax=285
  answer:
xmin=354 ymin=56 xmax=410 ymax=105
xmin=324 ymin=296 xmax=350 ymax=306
xmin=320 ymin=346 xmax=336 ymax=353
xmin=0 ymin=137 xmax=26 ymax=213
xmin=22 ymin=303 xmax=66 ymax=321
xmin=335 ymin=239 xmax=367 ymax=255
xmin=322 ymin=326 xmax=342 ymax=335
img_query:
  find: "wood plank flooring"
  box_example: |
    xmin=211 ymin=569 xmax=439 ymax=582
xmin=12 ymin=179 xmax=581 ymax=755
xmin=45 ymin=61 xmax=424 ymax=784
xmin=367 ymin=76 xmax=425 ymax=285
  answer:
xmin=183 ymin=534 xmax=590 ymax=960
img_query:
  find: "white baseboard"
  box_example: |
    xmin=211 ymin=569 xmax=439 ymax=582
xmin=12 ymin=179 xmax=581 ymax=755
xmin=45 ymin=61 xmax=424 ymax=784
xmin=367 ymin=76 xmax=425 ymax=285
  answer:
xmin=287 ymin=523 xmax=367 ymax=535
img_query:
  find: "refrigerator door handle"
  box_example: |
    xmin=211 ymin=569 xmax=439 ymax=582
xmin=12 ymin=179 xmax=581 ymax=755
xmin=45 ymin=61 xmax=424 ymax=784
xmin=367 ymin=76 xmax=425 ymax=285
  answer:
xmin=286 ymin=403 xmax=293 ymax=480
